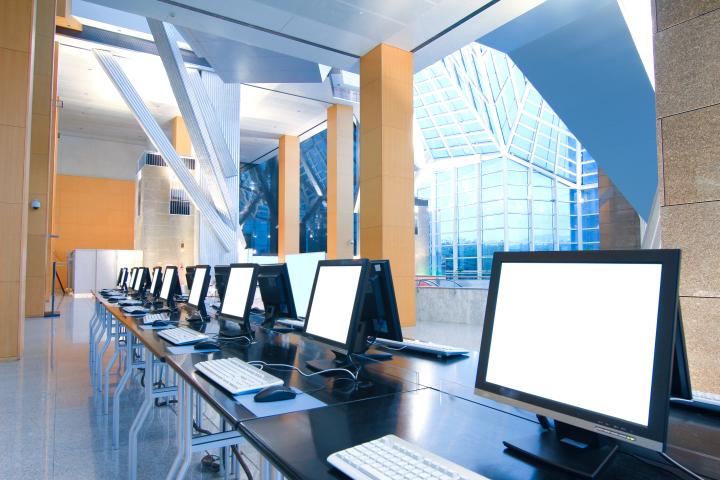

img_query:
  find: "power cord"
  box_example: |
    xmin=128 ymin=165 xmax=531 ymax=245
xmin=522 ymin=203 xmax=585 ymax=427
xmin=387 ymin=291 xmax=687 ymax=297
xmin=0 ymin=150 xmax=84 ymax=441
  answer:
xmin=619 ymin=450 xmax=708 ymax=480
xmin=366 ymin=337 xmax=408 ymax=351
xmin=248 ymin=360 xmax=359 ymax=381
xmin=193 ymin=420 xmax=254 ymax=480
xmin=660 ymin=452 xmax=707 ymax=480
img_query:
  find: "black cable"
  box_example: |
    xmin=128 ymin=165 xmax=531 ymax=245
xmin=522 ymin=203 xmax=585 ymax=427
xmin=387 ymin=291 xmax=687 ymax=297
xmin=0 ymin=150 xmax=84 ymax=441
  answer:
xmin=619 ymin=450 xmax=707 ymax=480
xmin=659 ymin=452 xmax=707 ymax=480
xmin=231 ymin=444 xmax=254 ymax=480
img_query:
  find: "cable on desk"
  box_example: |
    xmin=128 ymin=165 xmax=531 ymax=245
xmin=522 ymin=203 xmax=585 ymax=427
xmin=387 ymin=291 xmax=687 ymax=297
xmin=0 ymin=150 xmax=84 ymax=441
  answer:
xmin=248 ymin=360 xmax=359 ymax=381
xmin=660 ymin=452 xmax=707 ymax=480
xmin=366 ymin=337 xmax=408 ymax=351
xmin=619 ymin=450 xmax=707 ymax=480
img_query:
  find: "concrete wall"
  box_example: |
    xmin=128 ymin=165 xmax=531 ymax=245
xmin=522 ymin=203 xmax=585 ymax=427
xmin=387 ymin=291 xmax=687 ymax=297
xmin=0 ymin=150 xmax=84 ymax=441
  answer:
xmin=135 ymin=164 xmax=196 ymax=286
xmin=57 ymin=134 xmax=145 ymax=180
xmin=416 ymin=287 xmax=487 ymax=325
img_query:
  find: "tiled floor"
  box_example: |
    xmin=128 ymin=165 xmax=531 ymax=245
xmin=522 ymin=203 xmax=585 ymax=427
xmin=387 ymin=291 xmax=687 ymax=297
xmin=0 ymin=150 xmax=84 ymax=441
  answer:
xmin=0 ymin=296 xmax=480 ymax=479
xmin=0 ymin=297 xmax=261 ymax=480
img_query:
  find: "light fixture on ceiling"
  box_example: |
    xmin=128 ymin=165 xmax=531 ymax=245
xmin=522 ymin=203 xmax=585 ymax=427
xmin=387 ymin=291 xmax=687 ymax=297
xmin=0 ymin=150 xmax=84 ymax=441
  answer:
xmin=180 ymin=241 xmax=185 ymax=252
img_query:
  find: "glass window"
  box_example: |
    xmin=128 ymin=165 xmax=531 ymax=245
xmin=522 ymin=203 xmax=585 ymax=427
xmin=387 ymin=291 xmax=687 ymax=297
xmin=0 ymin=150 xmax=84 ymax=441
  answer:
xmin=507 ymin=199 xmax=528 ymax=213
xmin=482 ymin=199 xmax=504 ymax=215
xmin=508 ymin=214 xmax=529 ymax=228
xmin=482 ymin=214 xmax=504 ymax=229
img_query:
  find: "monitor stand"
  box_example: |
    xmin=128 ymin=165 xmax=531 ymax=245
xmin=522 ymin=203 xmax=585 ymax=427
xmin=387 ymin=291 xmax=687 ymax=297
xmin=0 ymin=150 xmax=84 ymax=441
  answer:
xmin=261 ymin=306 xmax=295 ymax=334
xmin=306 ymin=351 xmax=360 ymax=375
xmin=503 ymin=419 xmax=617 ymax=479
xmin=188 ymin=304 xmax=209 ymax=323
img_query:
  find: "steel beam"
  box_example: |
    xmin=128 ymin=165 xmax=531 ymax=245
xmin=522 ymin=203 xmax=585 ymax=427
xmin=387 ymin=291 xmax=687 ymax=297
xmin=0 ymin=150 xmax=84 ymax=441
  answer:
xmin=93 ymin=48 xmax=235 ymax=251
xmin=147 ymin=18 xmax=236 ymax=221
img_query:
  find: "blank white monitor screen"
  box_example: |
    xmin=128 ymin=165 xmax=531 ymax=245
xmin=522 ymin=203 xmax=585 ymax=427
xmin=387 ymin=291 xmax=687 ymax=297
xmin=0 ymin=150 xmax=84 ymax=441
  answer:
xmin=117 ymin=268 xmax=126 ymax=286
xmin=133 ymin=269 xmax=144 ymax=290
xmin=286 ymin=252 xmax=325 ymax=318
xmin=149 ymin=269 xmax=160 ymax=294
xmin=221 ymin=266 xmax=255 ymax=318
xmin=485 ymin=262 xmax=663 ymax=426
xmin=305 ymin=265 xmax=363 ymax=345
xmin=189 ymin=267 xmax=207 ymax=306
xmin=160 ymin=268 xmax=176 ymax=300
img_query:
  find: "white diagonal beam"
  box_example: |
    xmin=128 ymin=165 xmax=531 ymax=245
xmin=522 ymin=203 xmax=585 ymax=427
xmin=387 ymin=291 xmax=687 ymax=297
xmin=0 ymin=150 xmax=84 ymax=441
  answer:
xmin=93 ymin=49 xmax=234 ymax=252
xmin=147 ymin=19 xmax=237 ymax=220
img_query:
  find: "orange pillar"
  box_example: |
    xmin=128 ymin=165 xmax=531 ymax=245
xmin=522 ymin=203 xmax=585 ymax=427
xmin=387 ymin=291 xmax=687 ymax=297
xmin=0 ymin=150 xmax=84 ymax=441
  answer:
xmin=278 ymin=135 xmax=300 ymax=262
xmin=359 ymin=44 xmax=416 ymax=326
xmin=0 ymin=0 xmax=36 ymax=358
xmin=25 ymin=0 xmax=58 ymax=317
xmin=326 ymin=104 xmax=354 ymax=259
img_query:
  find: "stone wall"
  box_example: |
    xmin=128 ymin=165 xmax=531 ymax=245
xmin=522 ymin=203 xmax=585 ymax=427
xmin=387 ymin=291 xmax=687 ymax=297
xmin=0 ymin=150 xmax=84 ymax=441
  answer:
xmin=135 ymin=164 xmax=196 ymax=286
xmin=654 ymin=0 xmax=720 ymax=395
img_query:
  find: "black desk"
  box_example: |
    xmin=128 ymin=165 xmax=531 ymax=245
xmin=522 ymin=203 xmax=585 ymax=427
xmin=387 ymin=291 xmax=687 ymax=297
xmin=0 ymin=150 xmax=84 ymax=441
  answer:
xmin=94 ymin=294 xmax=720 ymax=479
xmin=165 ymin=325 xmax=426 ymax=427
xmin=241 ymin=388 xmax=715 ymax=480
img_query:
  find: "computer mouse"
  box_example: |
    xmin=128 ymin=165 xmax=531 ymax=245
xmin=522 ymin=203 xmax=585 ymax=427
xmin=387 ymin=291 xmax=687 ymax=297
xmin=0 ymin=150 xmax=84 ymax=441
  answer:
xmin=152 ymin=320 xmax=170 ymax=327
xmin=253 ymin=385 xmax=297 ymax=403
xmin=194 ymin=340 xmax=220 ymax=351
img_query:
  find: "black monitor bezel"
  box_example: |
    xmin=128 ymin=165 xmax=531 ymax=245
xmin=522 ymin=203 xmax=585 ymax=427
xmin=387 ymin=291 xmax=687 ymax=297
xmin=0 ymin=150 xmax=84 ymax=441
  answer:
xmin=218 ymin=263 xmax=259 ymax=333
xmin=160 ymin=266 xmax=180 ymax=301
xmin=127 ymin=267 xmax=138 ymax=292
xmin=214 ymin=265 xmax=231 ymax=302
xmin=474 ymin=249 xmax=681 ymax=450
xmin=187 ymin=264 xmax=211 ymax=309
xmin=118 ymin=268 xmax=128 ymax=287
xmin=364 ymin=260 xmax=403 ymax=342
xmin=257 ymin=263 xmax=298 ymax=321
xmin=135 ymin=267 xmax=149 ymax=292
xmin=149 ymin=267 xmax=163 ymax=297
xmin=185 ymin=266 xmax=196 ymax=292
xmin=302 ymin=258 xmax=370 ymax=355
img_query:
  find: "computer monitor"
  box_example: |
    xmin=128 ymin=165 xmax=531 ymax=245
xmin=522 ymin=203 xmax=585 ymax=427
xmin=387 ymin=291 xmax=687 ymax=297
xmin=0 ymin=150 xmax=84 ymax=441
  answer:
xmin=185 ymin=266 xmax=196 ymax=292
xmin=116 ymin=268 xmax=127 ymax=288
xmin=133 ymin=267 xmax=148 ymax=294
xmin=474 ymin=250 xmax=681 ymax=478
xmin=286 ymin=252 xmax=325 ymax=318
xmin=148 ymin=267 xmax=163 ymax=299
xmin=117 ymin=268 xmax=128 ymax=288
xmin=303 ymin=259 xmax=371 ymax=372
xmin=363 ymin=260 xmax=402 ymax=343
xmin=257 ymin=263 xmax=297 ymax=327
xmin=127 ymin=268 xmax=138 ymax=292
xmin=214 ymin=265 xmax=230 ymax=306
xmin=159 ymin=266 xmax=181 ymax=310
xmin=187 ymin=264 xmax=211 ymax=319
xmin=218 ymin=263 xmax=259 ymax=337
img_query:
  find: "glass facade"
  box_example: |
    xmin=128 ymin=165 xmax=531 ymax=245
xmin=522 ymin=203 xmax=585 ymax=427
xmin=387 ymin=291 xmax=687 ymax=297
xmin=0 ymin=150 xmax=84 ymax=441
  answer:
xmin=414 ymin=43 xmax=600 ymax=279
xmin=239 ymin=124 xmax=360 ymax=255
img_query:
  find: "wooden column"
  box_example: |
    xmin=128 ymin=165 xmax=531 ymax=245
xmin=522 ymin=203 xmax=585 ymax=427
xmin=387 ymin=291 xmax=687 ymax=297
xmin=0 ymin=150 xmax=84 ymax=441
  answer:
xmin=171 ymin=116 xmax=192 ymax=156
xmin=359 ymin=44 xmax=416 ymax=326
xmin=25 ymin=0 xmax=57 ymax=317
xmin=0 ymin=0 xmax=36 ymax=359
xmin=278 ymin=135 xmax=300 ymax=262
xmin=326 ymin=104 xmax=354 ymax=259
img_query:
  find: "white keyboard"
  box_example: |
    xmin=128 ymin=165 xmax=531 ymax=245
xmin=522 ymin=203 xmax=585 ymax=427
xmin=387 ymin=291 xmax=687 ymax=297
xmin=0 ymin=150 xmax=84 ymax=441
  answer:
xmin=143 ymin=313 xmax=170 ymax=324
xmin=373 ymin=338 xmax=469 ymax=357
xmin=157 ymin=327 xmax=208 ymax=345
xmin=328 ymin=435 xmax=488 ymax=480
xmin=194 ymin=357 xmax=283 ymax=395
xmin=275 ymin=318 xmax=304 ymax=329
